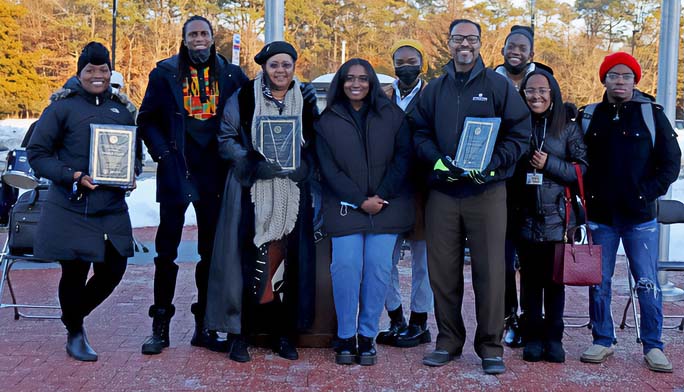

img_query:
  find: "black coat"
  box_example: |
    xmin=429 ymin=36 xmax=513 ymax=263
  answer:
xmin=582 ymin=90 xmax=681 ymax=226
xmin=315 ymin=100 xmax=414 ymax=237
xmin=137 ymin=53 xmax=248 ymax=204
xmin=410 ymin=57 xmax=531 ymax=198
xmin=510 ymin=119 xmax=587 ymax=242
xmin=204 ymin=79 xmax=317 ymax=334
xmin=27 ymin=82 xmax=135 ymax=262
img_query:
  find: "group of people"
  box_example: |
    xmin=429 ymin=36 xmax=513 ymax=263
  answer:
xmin=23 ymin=15 xmax=681 ymax=376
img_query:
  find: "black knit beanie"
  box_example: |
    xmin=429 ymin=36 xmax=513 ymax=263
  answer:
xmin=77 ymin=42 xmax=112 ymax=75
xmin=506 ymin=25 xmax=534 ymax=51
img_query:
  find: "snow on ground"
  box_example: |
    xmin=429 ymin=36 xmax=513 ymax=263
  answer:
xmin=0 ymin=118 xmax=682 ymax=259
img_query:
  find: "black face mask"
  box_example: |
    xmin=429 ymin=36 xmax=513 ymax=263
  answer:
xmin=503 ymin=60 xmax=528 ymax=76
xmin=394 ymin=65 xmax=421 ymax=86
xmin=188 ymin=48 xmax=211 ymax=65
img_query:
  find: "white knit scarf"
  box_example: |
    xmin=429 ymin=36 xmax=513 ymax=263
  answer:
xmin=250 ymin=72 xmax=303 ymax=247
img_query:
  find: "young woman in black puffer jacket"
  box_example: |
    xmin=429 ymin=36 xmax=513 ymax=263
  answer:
xmin=510 ymin=69 xmax=587 ymax=363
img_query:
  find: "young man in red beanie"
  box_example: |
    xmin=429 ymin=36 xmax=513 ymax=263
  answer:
xmin=579 ymin=51 xmax=681 ymax=372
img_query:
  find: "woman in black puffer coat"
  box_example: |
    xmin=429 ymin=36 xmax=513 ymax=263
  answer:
xmin=27 ymin=42 xmax=136 ymax=362
xmin=510 ymin=69 xmax=587 ymax=363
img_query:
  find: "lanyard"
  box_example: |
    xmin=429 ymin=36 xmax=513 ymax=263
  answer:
xmin=533 ymin=118 xmax=547 ymax=152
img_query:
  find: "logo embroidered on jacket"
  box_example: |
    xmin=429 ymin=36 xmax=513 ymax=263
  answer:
xmin=110 ymin=108 xmax=120 ymax=114
xmin=472 ymin=93 xmax=488 ymax=102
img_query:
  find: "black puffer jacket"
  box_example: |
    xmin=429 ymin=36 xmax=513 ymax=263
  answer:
xmin=27 ymin=81 xmax=136 ymax=261
xmin=316 ymin=100 xmax=414 ymax=237
xmin=510 ymin=118 xmax=587 ymax=242
xmin=582 ymin=90 xmax=681 ymax=226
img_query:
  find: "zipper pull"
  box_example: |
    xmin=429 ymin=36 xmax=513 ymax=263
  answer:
xmin=96 ymin=96 xmax=99 ymax=105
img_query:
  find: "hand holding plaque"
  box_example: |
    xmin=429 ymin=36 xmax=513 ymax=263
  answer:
xmin=89 ymin=124 xmax=136 ymax=188
xmin=453 ymin=117 xmax=501 ymax=172
xmin=254 ymin=116 xmax=302 ymax=172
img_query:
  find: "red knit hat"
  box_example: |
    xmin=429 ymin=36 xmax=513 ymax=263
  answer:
xmin=599 ymin=52 xmax=641 ymax=84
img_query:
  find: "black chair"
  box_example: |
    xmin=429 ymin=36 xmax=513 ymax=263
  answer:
xmin=619 ymin=199 xmax=684 ymax=342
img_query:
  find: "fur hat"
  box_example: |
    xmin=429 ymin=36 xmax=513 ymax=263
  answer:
xmin=254 ymin=41 xmax=298 ymax=65
xmin=599 ymin=51 xmax=642 ymax=84
xmin=390 ymin=39 xmax=428 ymax=74
xmin=77 ymin=42 xmax=111 ymax=75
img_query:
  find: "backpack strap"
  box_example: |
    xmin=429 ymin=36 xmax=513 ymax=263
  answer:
xmin=640 ymin=103 xmax=656 ymax=147
xmin=580 ymin=103 xmax=598 ymax=135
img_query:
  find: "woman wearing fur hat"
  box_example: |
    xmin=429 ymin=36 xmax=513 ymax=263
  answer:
xmin=205 ymin=41 xmax=319 ymax=363
xmin=27 ymin=42 xmax=137 ymax=362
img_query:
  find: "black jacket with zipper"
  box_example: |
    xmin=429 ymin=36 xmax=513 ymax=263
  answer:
xmin=315 ymin=99 xmax=414 ymax=237
xmin=581 ymin=89 xmax=681 ymax=226
xmin=410 ymin=57 xmax=531 ymax=197
xmin=510 ymin=118 xmax=587 ymax=243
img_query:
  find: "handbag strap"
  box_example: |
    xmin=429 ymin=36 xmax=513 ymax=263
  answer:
xmin=572 ymin=163 xmax=594 ymax=246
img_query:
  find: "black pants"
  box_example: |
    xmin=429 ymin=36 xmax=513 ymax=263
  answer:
xmin=504 ymin=237 xmax=519 ymax=317
xmin=59 ymin=242 xmax=127 ymax=333
xmin=153 ymin=195 xmax=220 ymax=322
xmin=425 ymin=185 xmax=506 ymax=358
xmin=517 ymin=240 xmax=565 ymax=343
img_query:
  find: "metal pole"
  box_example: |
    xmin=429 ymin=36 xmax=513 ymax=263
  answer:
xmin=111 ymin=0 xmax=117 ymax=70
xmin=656 ymin=0 xmax=684 ymax=301
xmin=264 ymin=0 xmax=284 ymax=43
xmin=341 ymin=40 xmax=347 ymax=64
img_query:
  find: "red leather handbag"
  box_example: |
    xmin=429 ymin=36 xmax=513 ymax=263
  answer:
xmin=552 ymin=164 xmax=602 ymax=286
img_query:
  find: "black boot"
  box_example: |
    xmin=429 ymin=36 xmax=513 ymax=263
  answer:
xmin=334 ymin=336 xmax=357 ymax=365
xmin=356 ymin=335 xmax=377 ymax=366
xmin=66 ymin=327 xmax=98 ymax=362
xmin=227 ymin=334 xmax=251 ymax=363
xmin=543 ymin=341 xmax=566 ymax=363
xmin=396 ymin=312 xmax=431 ymax=348
xmin=522 ymin=340 xmax=543 ymax=362
xmin=272 ymin=336 xmax=299 ymax=360
xmin=190 ymin=306 xmax=229 ymax=353
xmin=503 ymin=313 xmax=523 ymax=348
xmin=376 ymin=305 xmax=407 ymax=346
xmin=141 ymin=305 xmax=174 ymax=355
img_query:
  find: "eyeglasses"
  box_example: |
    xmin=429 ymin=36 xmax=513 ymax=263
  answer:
xmin=267 ymin=61 xmax=294 ymax=70
xmin=523 ymin=88 xmax=551 ymax=96
xmin=605 ymin=72 xmax=635 ymax=82
xmin=448 ymin=35 xmax=480 ymax=45
xmin=344 ymin=75 xmax=370 ymax=83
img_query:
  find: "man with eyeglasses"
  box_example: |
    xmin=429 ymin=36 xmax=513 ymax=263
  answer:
xmin=579 ymin=52 xmax=681 ymax=372
xmin=137 ymin=15 xmax=249 ymax=356
xmin=410 ymin=19 xmax=530 ymax=374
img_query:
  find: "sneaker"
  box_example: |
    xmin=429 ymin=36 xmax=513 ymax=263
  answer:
xmin=644 ymin=348 xmax=673 ymax=373
xmin=580 ymin=344 xmax=615 ymax=364
xmin=482 ymin=357 xmax=506 ymax=374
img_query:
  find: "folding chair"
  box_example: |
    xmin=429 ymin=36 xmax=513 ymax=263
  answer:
xmin=619 ymin=199 xmax=684 ymax=340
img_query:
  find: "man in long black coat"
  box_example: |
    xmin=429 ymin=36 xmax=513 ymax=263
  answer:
xmin=137 ymin=15 xmax=248 ymax=355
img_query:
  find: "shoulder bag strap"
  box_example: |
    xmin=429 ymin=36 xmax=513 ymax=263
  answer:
xmin=573 ymin=163 xmax=594 ymax=246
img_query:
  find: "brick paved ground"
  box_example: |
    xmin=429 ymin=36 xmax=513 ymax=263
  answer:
xmin=1 ymin=227 xmax=683 ymax=391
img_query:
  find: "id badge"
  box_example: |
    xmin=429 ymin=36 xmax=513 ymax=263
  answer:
xmin=526 ymin=172 xmax=543 ymax=185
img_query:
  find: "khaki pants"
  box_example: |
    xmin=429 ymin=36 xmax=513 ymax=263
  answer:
xmin=425 ymin=184 xmax=506 ymax=358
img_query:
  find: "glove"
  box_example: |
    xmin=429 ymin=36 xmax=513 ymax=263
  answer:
xmin=287 ymin=160 xmax=309 ymax=182
xmin=255 ymin=161 xmax=285 ymax=180
xmin=433 ymin=156 xmax=464 ymax=182
xmin=466 ymin=170 xmax=486 ymax=185
xmin=300 ymin=82 xmax=317 ymax=106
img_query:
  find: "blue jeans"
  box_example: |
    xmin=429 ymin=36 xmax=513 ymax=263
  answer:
xmin=385 ymin=238 xmax=433 ymax=314
xmin=588 ymin=219 xmax=663 ymax=353
xmin=331 ymin=233 xmax=397 ymax=339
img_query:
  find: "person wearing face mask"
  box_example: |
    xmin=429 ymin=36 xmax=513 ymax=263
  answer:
xmin=137 ymin=15 xmax=249 ymax=356
xmin=512 ymin=69 xmax=587 ymax=363
xmin=375 ymin=40 xmax=434 ymax=349
xmin=27 ymin=42 xmax=138 ymax=362
xmin=579 ymin=52 xmax=680 ymax=373
xmin=206 ymin=41 xmax=319 ymax=363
